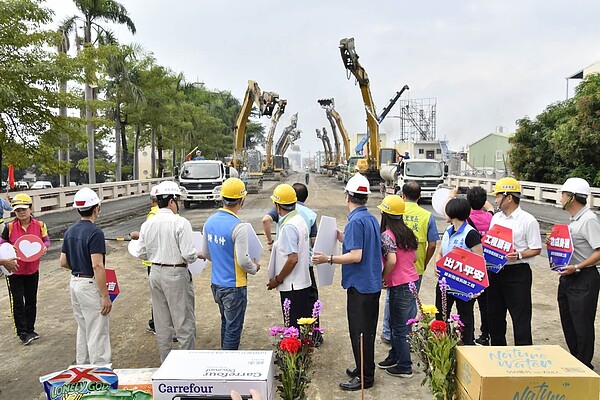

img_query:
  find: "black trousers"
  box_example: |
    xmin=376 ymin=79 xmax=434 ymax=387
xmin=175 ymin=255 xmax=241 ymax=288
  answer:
xmin=487 ymin=263 xmax=532 ymax=346
xmin=558 ymin=267 xmax=600 ymax=370
xmin=279 ymin=287 xmax=313 ymax=329
xmin=307 ymin=266 xmax=322 ymax=341
xmin=347 ymin=287 xmax=381 ymax=384
xmin=6 ymin=271 xmax=39 ymax=336
xmin=435 ymin=285 xmax=475 ymax=345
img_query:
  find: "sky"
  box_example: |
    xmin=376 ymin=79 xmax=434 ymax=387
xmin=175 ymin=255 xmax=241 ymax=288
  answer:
xmin=44 ymin=0 xmax=600 ymax=156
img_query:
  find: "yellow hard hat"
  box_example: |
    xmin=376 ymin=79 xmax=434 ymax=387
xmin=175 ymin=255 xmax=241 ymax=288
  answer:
xmin=378 ymin=195 xmax=405 ymax=217
xmin=493 ymin=177 xmax=521 ymax=195
xmin=11 ymin=193 xmax=32 ymax=209
xmin=221 ymin=178 xmax=247 ymax=199
xmin=270 ymin=184 xmax=297 ymax=205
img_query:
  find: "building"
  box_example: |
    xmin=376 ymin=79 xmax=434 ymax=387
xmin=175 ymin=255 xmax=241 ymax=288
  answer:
xmin=467 ymin=130 xmax=511 ymax=171
xmin=395 ymin=141 xmax=444 ymax=161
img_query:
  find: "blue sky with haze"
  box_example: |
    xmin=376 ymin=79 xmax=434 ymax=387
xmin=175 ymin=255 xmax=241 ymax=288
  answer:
xmin=45 ymin=0 xmax=600 ymax=154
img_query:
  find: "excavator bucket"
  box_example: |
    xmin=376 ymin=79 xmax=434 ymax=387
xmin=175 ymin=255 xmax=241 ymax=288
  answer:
xmin=317 ymin=98 xmax=335 ymax=109
xmin=339 ymin=37 xmax=358 ymax=71
xmin=259 ymin=91 xmax=279 ymax=117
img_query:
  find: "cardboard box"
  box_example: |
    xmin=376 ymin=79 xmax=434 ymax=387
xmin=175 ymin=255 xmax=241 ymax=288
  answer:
xmin=152 ymin=350 xmax=274 ymax=400
xmin=457 ymin=345 xmax=599 ymax=400
xmin=114 ymin=368 xmax=157 ymax=393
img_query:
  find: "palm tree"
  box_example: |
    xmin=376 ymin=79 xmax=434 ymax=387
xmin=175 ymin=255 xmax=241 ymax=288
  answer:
xmin=69 ymin=0 xmax=136 ymax=183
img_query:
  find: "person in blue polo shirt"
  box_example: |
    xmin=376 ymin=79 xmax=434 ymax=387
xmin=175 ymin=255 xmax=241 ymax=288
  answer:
xmin=202 ymin=178 xmax=260 ymax=350
xmin=313 ymin=173 xmax=382 ymax=391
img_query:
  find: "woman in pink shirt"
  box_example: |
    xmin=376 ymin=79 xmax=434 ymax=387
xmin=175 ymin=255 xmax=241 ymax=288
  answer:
xmin=376 ymin=195 xmax=419 ymax=378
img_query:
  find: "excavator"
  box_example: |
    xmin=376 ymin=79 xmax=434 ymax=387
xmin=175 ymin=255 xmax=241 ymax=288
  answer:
xmin=316 ymin=128 xmax=334 ymax=173
xmin=232 ymin=80 xmax=279 ymax=193
xmin=339 ymin=37 xmax=400 ymax=184
xmin=318 ymin=98 xmax=351 ymax=180
xmin=261 ymin=99 xmax=287 ymax=180
xmin=274 ymin=113 xmax=300 ymax=175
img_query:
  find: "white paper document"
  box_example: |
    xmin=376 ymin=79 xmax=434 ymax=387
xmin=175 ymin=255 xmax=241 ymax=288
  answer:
xmin=313 ymin=216 xmax=339 ymax=286
xmin=246 ymin=223 xmax=263 ymax=262
xmin=188 ymin=231 xmax=207 ymax=275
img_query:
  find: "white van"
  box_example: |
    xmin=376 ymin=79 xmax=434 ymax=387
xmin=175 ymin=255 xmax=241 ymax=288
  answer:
xmin=30 ymin=181 xmax=53 ymax=190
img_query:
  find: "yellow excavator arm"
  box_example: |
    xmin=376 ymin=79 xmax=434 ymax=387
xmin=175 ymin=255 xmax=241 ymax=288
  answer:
xmin=233 ymin=80 xmax=279 ymax=170
xmin=318 ymin=98 xmax=350 ymax=163
xmin=339 ymin=38 xmax=379 ymax=170
xmin=262 ymin=99 xmax=287 ymax=172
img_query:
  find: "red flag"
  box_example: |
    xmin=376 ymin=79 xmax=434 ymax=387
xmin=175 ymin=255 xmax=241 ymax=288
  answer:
xmin=7 ymin=164 xmax=14 ymax=189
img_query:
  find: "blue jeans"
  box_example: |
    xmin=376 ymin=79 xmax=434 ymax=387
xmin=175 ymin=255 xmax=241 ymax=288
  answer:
xmin=383 ymin=275 xmax=422 ymax=340
xmin=386 ymin=283 xmax=416 ymax=371
xmin=211 ymin=284 xmax=247 ymax=350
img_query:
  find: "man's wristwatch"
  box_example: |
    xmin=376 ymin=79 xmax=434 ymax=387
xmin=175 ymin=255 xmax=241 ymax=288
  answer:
xmin=517 ymin=251 xmax=523 ymax=260
xmin=574 ymin=264 xmax=581 ymax=273
xmin=328 ymin=255 xmax=333 ymax=265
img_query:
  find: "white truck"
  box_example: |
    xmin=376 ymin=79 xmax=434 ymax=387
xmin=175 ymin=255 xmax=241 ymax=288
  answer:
xmin=380 ymin=159 xmax=447 ymax=200
xmin=178 ymin=160 xmax=238 ymax=209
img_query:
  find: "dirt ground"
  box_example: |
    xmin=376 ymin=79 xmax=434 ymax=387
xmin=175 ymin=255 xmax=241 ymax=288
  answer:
xmin=0 ymin=172 xmax=597 ymax=399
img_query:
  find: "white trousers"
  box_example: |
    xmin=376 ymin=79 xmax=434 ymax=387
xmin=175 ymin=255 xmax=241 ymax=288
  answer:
xmin=149 ymin=265 xmax=196 ymax=362
xmin=70 ymin=277 xmax=111 ymax=365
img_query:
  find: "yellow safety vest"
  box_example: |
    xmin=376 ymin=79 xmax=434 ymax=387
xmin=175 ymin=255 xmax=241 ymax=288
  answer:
xmin=403 ymin=202 xmax=433 ymax=275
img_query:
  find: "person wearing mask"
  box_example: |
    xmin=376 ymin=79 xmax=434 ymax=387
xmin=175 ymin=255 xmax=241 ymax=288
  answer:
xmin=1 ymin=193 xmax=50 ymax=345
xmin=376 ymin=195 xmax=418 ymax=378
xmin=60 ymin=188 xmax=111 ymax=364
xmin=266 ymin=184 xmax=311 ymax=329
xmin=381 ymin=181 xmax=438 ymax=344
xmin=313 ymin=173 xmax=381 ymax=391
xmin=137 ymin=181 xmax=204 ymax=362
xmin=435 ymin=198 xmax=484 ymax=345
xmin=555 ymin=178 xmax=600 ymax=369
xmin=487 ymin=178 xmax=541 ymax=346
xmin=202 ymin=178 xmax=260 ymax=350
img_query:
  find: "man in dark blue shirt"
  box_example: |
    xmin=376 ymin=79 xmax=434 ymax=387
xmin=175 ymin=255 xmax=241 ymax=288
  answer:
xmin=313 ymin=173 xmax=382 ymax=391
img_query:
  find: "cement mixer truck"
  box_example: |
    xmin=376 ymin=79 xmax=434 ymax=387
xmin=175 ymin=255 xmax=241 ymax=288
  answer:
xmin=380 ymin=157 xmax=447 ymax=200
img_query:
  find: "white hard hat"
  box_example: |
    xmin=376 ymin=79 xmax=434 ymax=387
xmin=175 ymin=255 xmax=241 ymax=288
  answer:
xmin=72 ymin=187 xmax=100 ymax=210
xmin=150 ymin=185 xmax=159 ymax=198
xmin=345 ymin=173 xmax=371 ymax=195
xmin=154 ymin=181 xmax=181 ymax=197
xmin=560 ymin=177 xmax=590 ymax=197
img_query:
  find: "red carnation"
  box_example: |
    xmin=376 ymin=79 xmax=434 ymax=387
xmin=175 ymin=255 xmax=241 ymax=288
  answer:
xmin=280 ymin=337 xmax=302 ymax=354
xmin=430 ymin=320 xmax=447 ymax=335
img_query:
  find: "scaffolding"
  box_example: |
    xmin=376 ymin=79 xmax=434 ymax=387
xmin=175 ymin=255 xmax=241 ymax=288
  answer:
xmin=398 ymin=98 xmax=437 ymax=142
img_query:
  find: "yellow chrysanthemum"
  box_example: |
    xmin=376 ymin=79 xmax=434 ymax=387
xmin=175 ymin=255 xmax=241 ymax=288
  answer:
xmin=297 ymin=317 xmax=317 ymax=325
xmin=422 ymin=304 xmax=438 ymax=316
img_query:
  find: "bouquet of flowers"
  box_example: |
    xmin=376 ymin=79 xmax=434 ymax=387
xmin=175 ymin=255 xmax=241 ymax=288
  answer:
xmin=407 ymin=278 xmax=463 ymax=400
xmin=269 ymin=299 xmax=323 ymax=400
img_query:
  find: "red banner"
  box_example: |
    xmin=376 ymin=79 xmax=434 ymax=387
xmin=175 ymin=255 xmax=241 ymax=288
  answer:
xmin=105 ymin=268 xmax=120 ymax=302
xmin=436 ymin=247 xmax=488 ymax=301
xmin=7 ymin=164 xmax=14 ymax=189
xmin=547 ymin=224 xmax=573 ymax=270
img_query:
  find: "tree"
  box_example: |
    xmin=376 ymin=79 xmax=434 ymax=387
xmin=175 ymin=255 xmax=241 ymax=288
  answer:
xmin=68 ymin=0 xmax=136 ymax=183
xmin=0 ymin=0 xmax=76 ymax=172
xmin=510 ymin=73 xmax=600 ymax=185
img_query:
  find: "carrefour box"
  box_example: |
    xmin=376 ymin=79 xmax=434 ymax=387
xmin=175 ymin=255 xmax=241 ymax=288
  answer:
xmin=457 ymin=345 xmax=599 ymax=400
xmin=152 ymin=350 xmax=274 ymax=400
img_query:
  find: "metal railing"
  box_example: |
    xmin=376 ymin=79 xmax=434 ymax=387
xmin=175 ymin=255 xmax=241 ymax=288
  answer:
xmin=445 ymin=176 xmax=600 ymax=208
xmin=15 ymin=178 xmax=172 ymax=214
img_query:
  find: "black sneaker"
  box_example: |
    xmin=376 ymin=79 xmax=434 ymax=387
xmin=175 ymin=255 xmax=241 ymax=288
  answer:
xmin=146 ymin=323 xmax=156 ymax=334
xmin=386 ymin=366 xmax=413 ymax=378
xmin=475 ymin=335 xmax=489 ymax=346
xmin=22 ymin=333 xmax=35 ymax=346
xmin=30 ymin=332 xmax=40 ymax=340
xmin=377 ymin=358 xmax=396 ymax=369
xmin=19 ymin=333 xmax=27 ymax=345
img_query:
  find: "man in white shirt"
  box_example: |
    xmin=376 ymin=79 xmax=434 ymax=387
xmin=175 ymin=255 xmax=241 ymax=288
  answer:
xmin=137 ymin=181 xmax=203 ymax=362
xmin=487 ymin=178 xmax=541 ymax=346
xmin=266 ymin=184 xmax=311 ymax=329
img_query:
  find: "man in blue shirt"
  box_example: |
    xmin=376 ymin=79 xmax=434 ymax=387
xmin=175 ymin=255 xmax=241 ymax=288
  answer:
xmin=313 ymin=173 xmax=382 ymax=391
